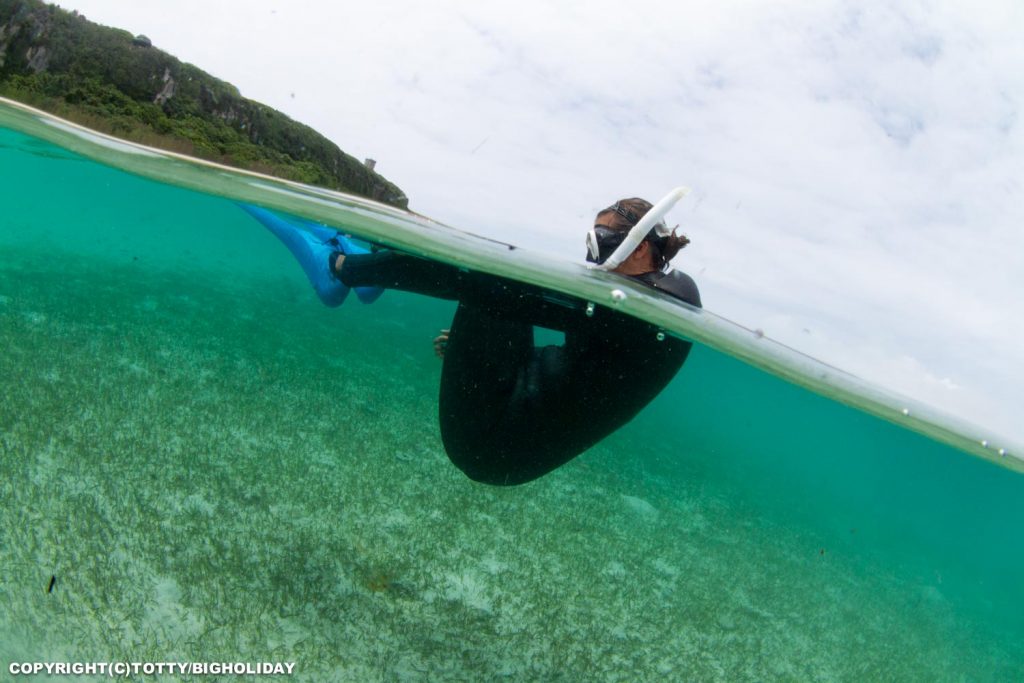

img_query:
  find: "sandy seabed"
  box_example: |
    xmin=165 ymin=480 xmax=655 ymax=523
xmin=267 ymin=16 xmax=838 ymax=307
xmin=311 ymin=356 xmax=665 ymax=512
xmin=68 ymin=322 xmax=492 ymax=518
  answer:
xmin=0 ymin=251 xmax=1017 ymax=682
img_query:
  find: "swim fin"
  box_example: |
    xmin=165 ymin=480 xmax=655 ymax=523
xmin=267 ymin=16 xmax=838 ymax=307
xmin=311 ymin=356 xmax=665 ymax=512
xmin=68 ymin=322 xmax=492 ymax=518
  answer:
xmin=296 ymin=219 xmax=384 ymax=303
xmin=239 ymin=204 xmax=384 ymax=306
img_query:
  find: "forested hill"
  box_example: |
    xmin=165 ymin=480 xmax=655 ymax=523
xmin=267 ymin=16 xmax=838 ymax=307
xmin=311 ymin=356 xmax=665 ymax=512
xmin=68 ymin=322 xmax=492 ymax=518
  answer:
xmin=0 ymin=0 xmax=409 ymax=209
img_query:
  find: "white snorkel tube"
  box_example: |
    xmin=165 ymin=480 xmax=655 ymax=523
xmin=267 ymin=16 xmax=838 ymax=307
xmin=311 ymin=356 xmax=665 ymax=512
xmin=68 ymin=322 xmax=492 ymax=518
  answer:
xmin=589 ymin=186 xmax=690 ymax=271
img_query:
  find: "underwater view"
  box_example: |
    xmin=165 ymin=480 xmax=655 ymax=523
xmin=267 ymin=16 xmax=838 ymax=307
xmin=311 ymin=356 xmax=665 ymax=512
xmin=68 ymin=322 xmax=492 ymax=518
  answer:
xmin=2 ymin=115 xmax=1024 ymax=681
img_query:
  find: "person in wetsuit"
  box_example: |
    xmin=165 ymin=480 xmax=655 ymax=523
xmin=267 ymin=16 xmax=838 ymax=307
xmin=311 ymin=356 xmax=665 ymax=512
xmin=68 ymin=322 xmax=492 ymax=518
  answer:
xmin=330 ymin=197 xmax=700 ymax=485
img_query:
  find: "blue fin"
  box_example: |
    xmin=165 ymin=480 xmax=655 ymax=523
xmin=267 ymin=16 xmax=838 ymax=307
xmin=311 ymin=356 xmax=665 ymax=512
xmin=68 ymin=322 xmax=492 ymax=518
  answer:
xmin=297 ymin=219 xmax=385 ymax=304
xmin=238 ymin=204 xmax=349 ymax=307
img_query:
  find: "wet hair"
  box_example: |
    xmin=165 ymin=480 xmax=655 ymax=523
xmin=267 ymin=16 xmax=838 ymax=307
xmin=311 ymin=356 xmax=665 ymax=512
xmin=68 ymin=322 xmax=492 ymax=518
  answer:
xmin=595 ymin=197 xmax=690 ymax=270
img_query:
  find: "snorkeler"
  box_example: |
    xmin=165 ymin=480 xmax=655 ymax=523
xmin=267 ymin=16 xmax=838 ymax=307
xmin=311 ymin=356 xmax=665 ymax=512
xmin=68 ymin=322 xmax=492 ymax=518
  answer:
xmin=243 ymin=198 xmax=700 ymax=485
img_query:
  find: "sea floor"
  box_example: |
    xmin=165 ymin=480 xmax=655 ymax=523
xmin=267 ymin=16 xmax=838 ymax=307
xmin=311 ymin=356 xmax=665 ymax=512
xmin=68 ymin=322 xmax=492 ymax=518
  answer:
xmin=2 ymin=247 xmax=1021 ymax=681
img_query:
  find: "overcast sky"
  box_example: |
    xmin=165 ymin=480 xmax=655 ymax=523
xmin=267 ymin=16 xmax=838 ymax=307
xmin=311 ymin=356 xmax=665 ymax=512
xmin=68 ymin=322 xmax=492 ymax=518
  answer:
xmin=59 ymin=0 xmax=1024 ymax=447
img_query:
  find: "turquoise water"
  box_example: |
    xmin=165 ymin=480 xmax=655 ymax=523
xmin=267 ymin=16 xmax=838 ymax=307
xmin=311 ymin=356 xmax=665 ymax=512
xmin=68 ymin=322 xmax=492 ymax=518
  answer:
xmin=2 ymin=124 xmax=1024 ymax=680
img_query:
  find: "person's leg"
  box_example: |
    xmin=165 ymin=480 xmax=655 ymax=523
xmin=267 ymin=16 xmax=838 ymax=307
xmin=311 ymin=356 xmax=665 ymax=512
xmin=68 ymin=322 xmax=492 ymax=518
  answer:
xmin=336 ymin=251 xmax=463 ymax=300
xmin=440 ymin=303 xmax=532 ymax=409
xmin=437 ymin=302 xmax=537 ymax=481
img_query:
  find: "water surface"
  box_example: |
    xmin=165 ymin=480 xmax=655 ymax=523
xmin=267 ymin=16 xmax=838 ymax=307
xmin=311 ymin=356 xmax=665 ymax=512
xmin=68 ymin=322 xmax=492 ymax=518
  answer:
xmin=1 ymin=126 xmax=1023 ymax=681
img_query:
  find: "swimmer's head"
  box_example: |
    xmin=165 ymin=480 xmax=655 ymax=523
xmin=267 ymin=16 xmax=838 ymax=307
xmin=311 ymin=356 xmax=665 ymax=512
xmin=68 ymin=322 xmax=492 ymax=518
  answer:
xmin=586 ymin=198 xmax=690 ymax=272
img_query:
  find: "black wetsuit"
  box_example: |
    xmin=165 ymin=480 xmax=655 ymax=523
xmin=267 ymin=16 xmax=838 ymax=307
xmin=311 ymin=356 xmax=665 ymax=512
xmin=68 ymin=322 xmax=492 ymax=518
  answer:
xmin=339 ymin=252 xmax=701 ymax=485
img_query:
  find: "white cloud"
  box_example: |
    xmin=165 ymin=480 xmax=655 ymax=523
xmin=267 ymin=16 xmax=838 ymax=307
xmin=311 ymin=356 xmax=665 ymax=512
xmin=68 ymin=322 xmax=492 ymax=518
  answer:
xmin=58 ymin=0 xmax=1024 ymax=443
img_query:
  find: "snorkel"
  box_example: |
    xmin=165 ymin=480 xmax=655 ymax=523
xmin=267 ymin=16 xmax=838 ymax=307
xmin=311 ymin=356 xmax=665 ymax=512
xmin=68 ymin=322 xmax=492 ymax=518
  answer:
xmin=587 ymin=187 xmax=690 ymax=271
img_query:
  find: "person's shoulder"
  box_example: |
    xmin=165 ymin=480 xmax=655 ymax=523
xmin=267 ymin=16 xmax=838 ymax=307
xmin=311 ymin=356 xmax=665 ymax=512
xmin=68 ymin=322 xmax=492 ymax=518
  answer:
xmin=654 ymin=269 xmax=702 ymax=308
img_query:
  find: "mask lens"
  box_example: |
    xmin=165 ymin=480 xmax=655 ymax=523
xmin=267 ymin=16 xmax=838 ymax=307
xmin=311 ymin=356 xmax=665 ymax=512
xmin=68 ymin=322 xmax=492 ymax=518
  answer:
xmin=586 ymin=229 xmax=601 ymax=261
xmin=586 ymin=227 xmax=625 ymax=264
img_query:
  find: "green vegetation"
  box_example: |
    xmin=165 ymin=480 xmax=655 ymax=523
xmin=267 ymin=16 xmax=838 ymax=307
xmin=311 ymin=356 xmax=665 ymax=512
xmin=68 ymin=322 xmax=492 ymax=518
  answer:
xmin=0 ymin=0 xmax=408 ymax=208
